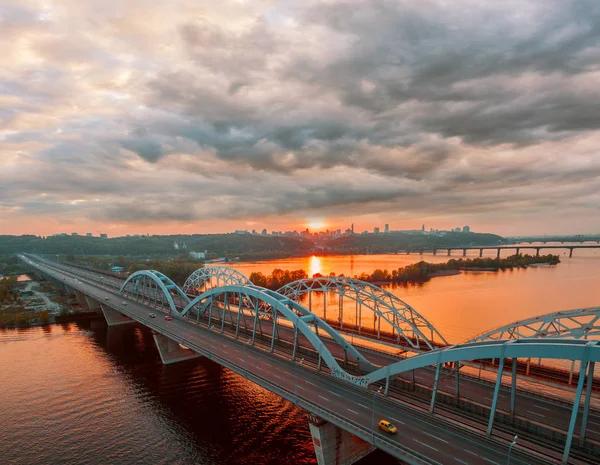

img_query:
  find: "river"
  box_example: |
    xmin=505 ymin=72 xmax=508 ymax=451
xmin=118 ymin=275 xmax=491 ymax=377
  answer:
xmin=1 ymin=244 xmax=598 ymax=464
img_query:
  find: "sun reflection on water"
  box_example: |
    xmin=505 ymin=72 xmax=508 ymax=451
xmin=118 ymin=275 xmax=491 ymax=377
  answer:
xmin=308 ymin=256 xmax=321 ymax=277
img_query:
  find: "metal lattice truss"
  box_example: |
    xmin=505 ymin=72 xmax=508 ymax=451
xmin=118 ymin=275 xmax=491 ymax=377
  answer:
xmin=181 ymin=284 xmax=377 ymax=381
xmin=182 ymin=266 xmax=250 ymax=295
xmin=121 ymin=270 xmax=190 ymax=314
xmin=467 ymin=307 xmax=600 ymax=343
xmin=277 ymin=276 xmax=447 ymax=350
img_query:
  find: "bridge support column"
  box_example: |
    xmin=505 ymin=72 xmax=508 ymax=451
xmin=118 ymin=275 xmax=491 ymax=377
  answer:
xmin=479 ymin=248 xmax=483 ymax=257
xmin=152 ymin=332 xmax=200 ymax=365
xmin=433 ymin=249 xmax=437 ymax=255
xmin=447 ymin=249 xmax=451 ymax=256
xmin=569 ymin=247 xmax=573 ymax=258
xmin=307 ymin=413 xmax=375 ymax=465
xmin=462 ymin=248 xmax=466 ymax=257
xmin=84 ymin=295 xmax=101 ymax=311
xmin=429 ymin=353 xmax=443 ymax=413
xmin=101 ymin=304 xmax=134 ymax=326
xmin=516 ymin=248 xmax=520 ymax=255
xmin=563 ymin=356 xmax=589 ymax=464
xmin=496 ymin=248 xmax=501 ymax=258
xmin=455 ymin=363 xmax=460 ymax=400
xmin=535 ymin=248 xmax=540 ymax=256
xmin=510 ymin=357 xmax=517 ymax=421
xmin=487 ymin=345 xmax=508 ymax=436
xmin=579 ymin=361 xmax=595 ymax=446
xmin=73 ymin=290 xmax=88 ymax=308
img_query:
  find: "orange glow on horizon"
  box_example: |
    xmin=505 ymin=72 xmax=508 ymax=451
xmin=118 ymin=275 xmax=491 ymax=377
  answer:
xmin=307 ymin=218 xmax=326 ymax=230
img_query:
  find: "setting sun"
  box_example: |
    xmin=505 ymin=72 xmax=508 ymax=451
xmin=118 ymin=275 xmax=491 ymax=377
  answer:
xmin=307 ymin=218 xmax=326 ymax=230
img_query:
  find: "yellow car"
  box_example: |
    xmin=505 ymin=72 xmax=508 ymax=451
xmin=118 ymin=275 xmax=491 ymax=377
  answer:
xmin=378 ymin=420 xmax=397 ymax=434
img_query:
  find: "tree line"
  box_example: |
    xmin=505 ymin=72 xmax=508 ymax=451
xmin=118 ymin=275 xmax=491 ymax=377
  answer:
xmin=248 ymin=254 xmax=560 ymax=289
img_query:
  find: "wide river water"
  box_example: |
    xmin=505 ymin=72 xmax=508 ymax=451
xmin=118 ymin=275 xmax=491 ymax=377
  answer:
xmin=1 ymin=244 xmax=599 ymax=464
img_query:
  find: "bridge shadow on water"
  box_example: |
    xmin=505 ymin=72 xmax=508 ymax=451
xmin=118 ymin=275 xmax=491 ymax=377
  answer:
xmin=76 ymin=318 xmax=401 ymax=465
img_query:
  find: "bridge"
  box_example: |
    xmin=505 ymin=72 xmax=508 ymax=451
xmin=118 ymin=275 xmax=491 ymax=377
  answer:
xmin=398 ymin=244 xmax=600 ymax=258
xmin=19 ymin=254 xmax=600 ymax=465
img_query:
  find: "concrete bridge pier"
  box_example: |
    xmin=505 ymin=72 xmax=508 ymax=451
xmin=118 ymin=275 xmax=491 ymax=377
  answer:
xmin=462 ymin=248 xmax=467 ymax=256
xmin=152 ymin=332 xmax=201 ymax=364
xmin=84 ymin=295 xmax=101 ymax=312
xmin=73 ymin=290 xmax=88 ymax=308
xmin=536 ymin=248 xmax=541 ymax=256
xmin=432 ymin=249 xmax=437 ymax=255
xmin=516 ymin=248 xmax=520 ymax=255
xmin=479 ymin=248 xmax=483 ymax=257
xmin=569 ymin=247 xmax=574 ymax=258
xmin=447 ymin=249 xmax=451 ymax=256
xmin=101 ymin=304 xmax=135 ymax=326
xmin=496 ymin=248 xmax=501 ymax=258
xmin=306 ymin=413 xmax=374 ymax=465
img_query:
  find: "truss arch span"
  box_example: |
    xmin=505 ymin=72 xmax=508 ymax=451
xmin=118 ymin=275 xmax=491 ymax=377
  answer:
xmin=466 ymin=306 xmax=600 ymax=343
xmin=182 ymin=266 xmax=250 ymax=295
xmin=120 ymin=270 xmax=190 ymax=315
xmin=277 ymin=276 xmax=447 ymax=350
xmin=181 ymin=284 xmax=376 ymax=378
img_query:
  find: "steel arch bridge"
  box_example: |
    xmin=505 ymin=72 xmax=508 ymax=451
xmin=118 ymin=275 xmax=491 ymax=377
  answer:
xmin=180 ymin=284 xmax=377 ymax=379
xmin=121 ymin=270 xmax=190 ymax=315
xmin=277 ymin=276 xmax=447 ymax=351
xmin=182 ymin=266 xmax=250 ymax=295
xmin=466 ymin=307 xmax=600 ymax=343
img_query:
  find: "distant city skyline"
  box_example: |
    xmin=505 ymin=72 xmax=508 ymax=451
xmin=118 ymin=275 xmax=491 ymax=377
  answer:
xmin=1 ymin=1 xmax=599 ymax=237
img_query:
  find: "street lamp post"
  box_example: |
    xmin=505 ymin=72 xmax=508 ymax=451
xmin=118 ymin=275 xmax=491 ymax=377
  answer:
xmin=507 ymin=435 xmax=518 ymax=465
xmin=295 ymin=358 xmax=305 ymax=404
xmin=371 ymin=386 xmax=382 ymax=443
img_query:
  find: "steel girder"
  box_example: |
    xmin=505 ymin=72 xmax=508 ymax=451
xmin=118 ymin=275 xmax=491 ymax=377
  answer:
xmin=467 ymin=307 xmax=600 ymax=343
xmin=277 ymin=276 xmax=447 ymax=350
xmin=181 ymin=284 xmax=377 ymax=380
xmin=120 ymin=270 xmax=190 ymax=315
xmin=182 ymin=266 xmax=250 ymax=295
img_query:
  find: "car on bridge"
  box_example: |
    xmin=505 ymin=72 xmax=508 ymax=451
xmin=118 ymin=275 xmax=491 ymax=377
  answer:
xmin=165 ymin=316 xmax=172 ymax=321
xmin=149 ymin=313 xmax=156 ymax=318
xmin=378 ymin=420 xmax=397 ymax=434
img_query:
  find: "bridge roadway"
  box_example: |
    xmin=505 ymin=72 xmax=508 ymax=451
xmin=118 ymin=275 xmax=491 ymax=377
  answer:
xmin=29 ymin=258 xmax=600 ymax=442
xmin=25 ymin=257 xmax=597 ymax=464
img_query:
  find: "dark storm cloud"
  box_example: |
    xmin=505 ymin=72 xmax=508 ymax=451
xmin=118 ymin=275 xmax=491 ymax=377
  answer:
xmin=2 ymin=0 xmax=600 ymax=232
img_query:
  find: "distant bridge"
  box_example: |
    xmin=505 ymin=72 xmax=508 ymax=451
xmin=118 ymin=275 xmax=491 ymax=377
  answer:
xmin=398 ymin=244 xmax=600 ymax=258
xmin=19 ymin=254 xmax=600 ymax=465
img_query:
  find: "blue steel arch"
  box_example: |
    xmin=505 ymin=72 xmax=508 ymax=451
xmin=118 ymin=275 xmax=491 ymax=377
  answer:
xmin=277 ymin=276 xmax=447 ymax=350
xmin=181 ymin=284 xmax=377 ymax=378
xmin=121 ymin=270 xmax=190 ymax=315
xmin=466 ymin=306 xmax=600 ymax=343
xmin=182 ymin=266 xmax=250 ymax=295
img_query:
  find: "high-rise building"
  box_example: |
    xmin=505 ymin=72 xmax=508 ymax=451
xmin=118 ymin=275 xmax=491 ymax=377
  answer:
xmin=463 ymin=225 xmax=471 ymax=233
xmin=86 ymin=233 xmax=92 ymax=237
xmin=421 ymin=224 xmax=425 ymax=232
xmin=71 ymin=232 xmax=78 ymax=236
xmin=100 ymin=233 xmax=108 ymax=239
xmin=374 ymin=227 xmax=380 ymax=234
xmin=384 ymin=224 xmax=389 ymax=233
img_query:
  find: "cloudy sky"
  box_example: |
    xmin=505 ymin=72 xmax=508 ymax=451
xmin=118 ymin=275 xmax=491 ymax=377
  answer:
xmin=1 ymin=0 xmax=599 ymax=237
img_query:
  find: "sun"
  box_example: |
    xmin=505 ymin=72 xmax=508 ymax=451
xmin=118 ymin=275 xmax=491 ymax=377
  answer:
xmin=307 ymin=218 xmax=326 ymax=230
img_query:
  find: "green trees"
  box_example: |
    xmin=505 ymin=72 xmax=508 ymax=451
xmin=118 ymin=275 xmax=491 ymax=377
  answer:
xmin=249 ymin=269 xmax=308 ymax=290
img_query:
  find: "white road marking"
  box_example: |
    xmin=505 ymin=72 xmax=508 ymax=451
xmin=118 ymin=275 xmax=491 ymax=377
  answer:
xmin=319 ymin=395 xmax=330 ymax=402
xmin=347 ymin=409 xmax=360 ymax=415
xmin=423 ymin=431 xmax=449 ymax=444
xmin=273 ymin=374 xmax=282 ymax=380
xmin=389 ymin=417 xmax=405 ymax=425
xmin=329 ymin=390 xmax=341 ymax=397
xmin=238 ymin=358 xmax=244 ymax=363
xmin=482 ymin=458 xmax=500 ymax=465
xmin=256 ymin=366 xmax=264 ymax=371
xmin=455 ymin=459 xmax=469 ymax=464
xmin=527 ymin=410 xmax=545 ymax=418
xmin=533 ymin=404 xmax=551 ymax=411
xmin=357 ymin=403 xmax=369 ymax=410
xmin=222 ymin=350 xmax=229 ymax=354
xmin=465 ymin=450 xmax=478 ymax=457
xmin=413 ymin=439 xmax=438 ymax=452
xmin=588 ymin=420 xmax=600 ymax=427
xmin=305 ymin=380 xmax=317 ymax=387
